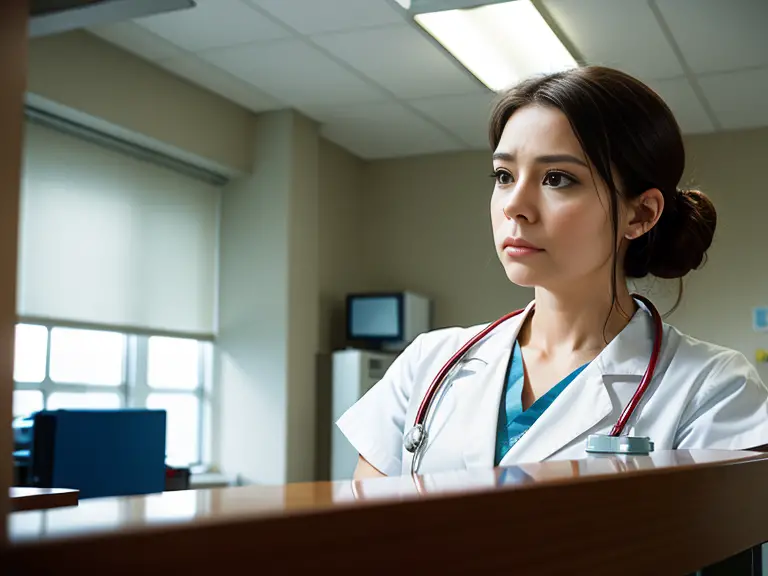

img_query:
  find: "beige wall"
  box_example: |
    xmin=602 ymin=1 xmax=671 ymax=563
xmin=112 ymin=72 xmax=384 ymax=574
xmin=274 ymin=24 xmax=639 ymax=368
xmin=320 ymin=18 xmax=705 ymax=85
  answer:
xmin=285 ymin=114 xmax=320 ymax=483
xmin=669 ymin=127 xmax=768 ymax=382
xmin=364 ymin=151 xmax=533 ymax=329
xmin=28 ymin=31 xmax=255 ymax=175
xmin=216 ymin=111 xmax=291 ymax=485
xmin=314 ymin=139 xmax=369 ymax=480
xmin=217 ymin=110 xmax=321 ymax=485
xmin=361 ymin=129 xmax=768 ymax=382
xmin=318 ymin=139 xmax=370 ymax=353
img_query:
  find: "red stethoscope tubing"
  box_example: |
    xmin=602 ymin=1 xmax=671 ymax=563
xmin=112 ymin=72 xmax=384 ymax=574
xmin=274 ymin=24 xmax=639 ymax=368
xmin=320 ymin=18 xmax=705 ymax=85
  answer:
xmin=412 ymin=294 xmax=663 ymax=438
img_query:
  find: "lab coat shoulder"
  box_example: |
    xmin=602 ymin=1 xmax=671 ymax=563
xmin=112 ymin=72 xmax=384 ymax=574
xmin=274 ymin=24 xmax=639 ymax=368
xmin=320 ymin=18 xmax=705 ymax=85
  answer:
xmin=335 ymin=323 xmax=487 ymax=477
xmin=668 ymin=327 xmax=768 ymax=450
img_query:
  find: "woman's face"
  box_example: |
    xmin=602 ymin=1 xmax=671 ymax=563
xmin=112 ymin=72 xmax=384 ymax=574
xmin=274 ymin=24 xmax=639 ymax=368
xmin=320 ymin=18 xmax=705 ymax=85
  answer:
xmin=490 ymin=104 xmax=623 ymax=292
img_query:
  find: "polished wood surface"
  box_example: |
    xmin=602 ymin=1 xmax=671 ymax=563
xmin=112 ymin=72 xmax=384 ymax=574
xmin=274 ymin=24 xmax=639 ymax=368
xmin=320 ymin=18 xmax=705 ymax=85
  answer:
xmin=10 ymin=488 xmax=80 ymax=512
xmin=5 ymin=450 xmax=768 ymax=575
xmin=0 ymin=0 xmax=28 ymax=546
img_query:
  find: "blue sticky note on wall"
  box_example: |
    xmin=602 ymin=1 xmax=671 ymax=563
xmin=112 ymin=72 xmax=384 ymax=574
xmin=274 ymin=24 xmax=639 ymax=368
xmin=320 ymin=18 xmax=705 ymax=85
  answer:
xmin=755 ymin=308 xmax=768 ymax=332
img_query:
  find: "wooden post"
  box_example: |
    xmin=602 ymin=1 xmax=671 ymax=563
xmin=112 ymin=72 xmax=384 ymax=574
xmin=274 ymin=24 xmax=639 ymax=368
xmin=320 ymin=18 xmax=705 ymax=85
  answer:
xmin=0 ymin=0 xmax=27 ymax=546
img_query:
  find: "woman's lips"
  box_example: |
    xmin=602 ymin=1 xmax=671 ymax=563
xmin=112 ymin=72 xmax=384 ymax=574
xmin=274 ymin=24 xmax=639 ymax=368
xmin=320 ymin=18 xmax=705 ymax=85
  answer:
xmin=502 ymin=237 xmax=544 ymax=257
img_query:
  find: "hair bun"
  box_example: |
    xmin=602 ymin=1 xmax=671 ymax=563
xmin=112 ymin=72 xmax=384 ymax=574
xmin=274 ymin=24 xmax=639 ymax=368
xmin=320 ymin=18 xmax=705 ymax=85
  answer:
xmin=645 ymin=188 xmax=717 ymax=279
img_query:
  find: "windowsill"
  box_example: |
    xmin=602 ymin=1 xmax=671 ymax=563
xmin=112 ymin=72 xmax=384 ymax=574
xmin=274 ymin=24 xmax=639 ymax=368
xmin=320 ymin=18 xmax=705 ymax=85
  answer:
xmin=189 ymin=471 xmax=232 ymax=489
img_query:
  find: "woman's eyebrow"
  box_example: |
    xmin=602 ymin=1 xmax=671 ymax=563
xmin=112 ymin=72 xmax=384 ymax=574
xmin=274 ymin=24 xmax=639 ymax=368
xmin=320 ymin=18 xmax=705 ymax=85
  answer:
xmin=492 ymin=152 xmax=588 ymax=168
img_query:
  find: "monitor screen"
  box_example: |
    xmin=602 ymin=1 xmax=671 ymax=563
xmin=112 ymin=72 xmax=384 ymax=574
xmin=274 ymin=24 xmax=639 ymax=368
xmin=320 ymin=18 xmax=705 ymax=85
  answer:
xmin=348 ymin=295 xmax=402 ymax=340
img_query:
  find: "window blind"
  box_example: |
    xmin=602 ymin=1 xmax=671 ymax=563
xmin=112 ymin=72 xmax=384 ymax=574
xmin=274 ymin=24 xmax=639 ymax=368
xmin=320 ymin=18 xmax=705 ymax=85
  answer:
xmin=18 ymin=121 xmax=220 ymax=337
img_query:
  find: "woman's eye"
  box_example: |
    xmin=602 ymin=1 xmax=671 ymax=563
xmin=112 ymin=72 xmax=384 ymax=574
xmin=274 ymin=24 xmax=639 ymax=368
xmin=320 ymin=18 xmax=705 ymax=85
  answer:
xmin=493 ymin=170 xmax=514 ymax=185
xmin=543 ymin=171 xmax=575 ymax=189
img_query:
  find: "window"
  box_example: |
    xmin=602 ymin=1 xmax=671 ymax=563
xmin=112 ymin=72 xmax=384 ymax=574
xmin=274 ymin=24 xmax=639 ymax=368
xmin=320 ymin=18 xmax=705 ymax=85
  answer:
xmin=147 ymin=393 xmax=199 ymax=466
xmin=49 ymin=328 xmax=124 ymax=386
xmin=148 ymin=336 xmax=198 ymax=390
xmin=14 ymin=324 xmax=47 ymax=383
xmin=47 ymin=392 xmax=122 ymax=410
xmin=12 ymin=323 xmax=211 ymax=467
xmin=146 ymin=336 xmax=204 ymax=466
xmin=13 ymin=390 xmax=43 ymax=418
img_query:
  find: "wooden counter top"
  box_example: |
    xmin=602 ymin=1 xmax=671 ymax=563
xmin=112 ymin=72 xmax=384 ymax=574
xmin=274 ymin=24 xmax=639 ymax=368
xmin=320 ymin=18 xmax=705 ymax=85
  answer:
xmin=5 ymin=450 xmax=768 ymax=575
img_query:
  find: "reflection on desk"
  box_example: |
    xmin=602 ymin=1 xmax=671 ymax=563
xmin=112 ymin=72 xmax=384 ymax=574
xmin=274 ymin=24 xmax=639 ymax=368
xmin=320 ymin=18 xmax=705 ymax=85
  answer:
xmin=9 ymin=449 xmax=762 ymax=544
xmin=335 ymin=449 xmax=751 ymax=502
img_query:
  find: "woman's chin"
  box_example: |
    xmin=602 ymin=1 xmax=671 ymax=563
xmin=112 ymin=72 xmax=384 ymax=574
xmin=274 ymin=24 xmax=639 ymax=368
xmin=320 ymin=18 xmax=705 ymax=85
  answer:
xmin=503 ymin=265 xmax=541 ymax=288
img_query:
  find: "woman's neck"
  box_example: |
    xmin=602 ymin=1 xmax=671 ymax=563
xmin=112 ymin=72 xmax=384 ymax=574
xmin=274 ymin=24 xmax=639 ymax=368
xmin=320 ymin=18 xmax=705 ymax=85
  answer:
xmin=519 ymin=282 xmax=637 ymax=357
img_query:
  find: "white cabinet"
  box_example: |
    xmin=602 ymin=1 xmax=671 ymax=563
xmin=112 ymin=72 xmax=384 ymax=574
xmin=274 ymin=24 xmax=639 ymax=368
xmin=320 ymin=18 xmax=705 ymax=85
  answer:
xmin=330 ymin=349 xmax=395 ymax=480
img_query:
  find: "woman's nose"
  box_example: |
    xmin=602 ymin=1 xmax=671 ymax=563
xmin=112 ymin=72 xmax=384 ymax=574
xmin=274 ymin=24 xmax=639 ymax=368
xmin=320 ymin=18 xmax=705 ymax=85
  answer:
xmin=502 ymin=178 xmax=536 ymax=222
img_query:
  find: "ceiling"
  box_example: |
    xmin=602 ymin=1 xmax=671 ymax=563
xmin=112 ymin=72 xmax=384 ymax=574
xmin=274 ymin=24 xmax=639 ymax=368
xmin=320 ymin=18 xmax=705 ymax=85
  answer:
xmin=88 ymin=0 xmax=768 ymax=160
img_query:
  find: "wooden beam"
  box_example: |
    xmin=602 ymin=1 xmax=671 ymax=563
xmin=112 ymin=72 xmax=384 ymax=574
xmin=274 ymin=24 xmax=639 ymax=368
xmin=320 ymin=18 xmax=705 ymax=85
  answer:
xmin=0 ymin=0 xmax=27 ymax=547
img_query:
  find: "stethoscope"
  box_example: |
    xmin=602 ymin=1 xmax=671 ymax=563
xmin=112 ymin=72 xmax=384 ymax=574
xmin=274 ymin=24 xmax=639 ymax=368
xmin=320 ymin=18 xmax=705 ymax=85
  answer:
xmin=403 ymin=294 xmax=663 ymax=474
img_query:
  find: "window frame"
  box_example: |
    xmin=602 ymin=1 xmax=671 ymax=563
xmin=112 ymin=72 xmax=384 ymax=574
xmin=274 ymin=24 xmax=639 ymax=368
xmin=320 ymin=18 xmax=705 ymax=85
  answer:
xmin=13 ymin=321 xmax=211 ymax=467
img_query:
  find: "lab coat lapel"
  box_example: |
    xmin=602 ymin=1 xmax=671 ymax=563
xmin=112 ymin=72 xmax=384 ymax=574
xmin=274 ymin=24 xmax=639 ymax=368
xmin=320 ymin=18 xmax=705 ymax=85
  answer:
xmin=498 ymin=304 xmax=654 ymax=465
xmin=461 ymin=301 xmax=535 ymax=470
xmin=498 ymin=361 xmax=612 ymax=465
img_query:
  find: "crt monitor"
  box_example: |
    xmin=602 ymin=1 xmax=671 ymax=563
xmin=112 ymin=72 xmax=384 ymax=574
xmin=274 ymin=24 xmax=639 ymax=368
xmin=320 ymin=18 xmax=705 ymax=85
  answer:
xmin=346 ymin=292 xmax=430 ymax=345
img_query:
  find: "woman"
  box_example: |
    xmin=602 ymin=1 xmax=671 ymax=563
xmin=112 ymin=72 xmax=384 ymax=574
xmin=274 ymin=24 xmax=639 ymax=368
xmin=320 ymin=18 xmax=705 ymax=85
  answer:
xmin=337 ymin=66 xmax=768 ymax=480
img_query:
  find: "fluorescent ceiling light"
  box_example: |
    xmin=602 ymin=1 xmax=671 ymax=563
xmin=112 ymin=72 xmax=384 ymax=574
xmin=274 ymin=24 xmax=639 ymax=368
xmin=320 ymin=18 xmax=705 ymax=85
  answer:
xmin=414 ymin=0 xmax=577 ymax=92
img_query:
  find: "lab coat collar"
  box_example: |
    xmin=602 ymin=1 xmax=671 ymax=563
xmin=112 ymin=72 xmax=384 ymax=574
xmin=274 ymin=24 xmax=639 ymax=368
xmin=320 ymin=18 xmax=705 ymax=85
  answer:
xmin=595 ymin=298 xmax=655 ymax=377
xmin=463 ymin=299 xmax=536 ymax=364
xmin=461 ymin=300 xmax=534 ymax=470
xmin=461 ymin=299 xmax=655 ymax=468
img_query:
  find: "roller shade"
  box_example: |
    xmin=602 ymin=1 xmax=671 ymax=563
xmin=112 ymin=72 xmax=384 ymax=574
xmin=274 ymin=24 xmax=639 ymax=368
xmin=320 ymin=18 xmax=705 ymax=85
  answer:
xmin=18 ymin=121 xmax=220 ymax=337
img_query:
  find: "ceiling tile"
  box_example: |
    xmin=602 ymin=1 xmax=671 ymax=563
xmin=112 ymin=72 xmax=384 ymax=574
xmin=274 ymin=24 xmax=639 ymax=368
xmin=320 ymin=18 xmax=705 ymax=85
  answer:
xmin=88 ymin=22 xmax=186 ymax=61
xmin=655 ymin=0 xmax=768 ymax=75
xmin=645 ymin=77 xmax=715 ymax=134
xmin=409 ymin=92 xmax=495 ymax=149
xmin=318 ymin=101 xmax=465 ymax=159
xmin=699 ymin=68 xmax=768 ymax=130
xmin=247 ymin=0 xmax=405 ymax=35
xmin=135 ymin=0 xmax=289 ymax=52
xmin=542 ymin=0 xmax=683 ymax=80
xmin=154 ymin=55 xmax=284 ymax=113
xmin=200 ymin=39 xmax=388 ymax=108
xmin=312 ymin=24 xmax=484 ymax=99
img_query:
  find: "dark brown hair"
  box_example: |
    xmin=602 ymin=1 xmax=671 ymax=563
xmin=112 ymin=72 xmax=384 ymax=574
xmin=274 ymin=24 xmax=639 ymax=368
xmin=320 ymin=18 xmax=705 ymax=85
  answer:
xmin=489 ymin=66 xmax=717 ymax=310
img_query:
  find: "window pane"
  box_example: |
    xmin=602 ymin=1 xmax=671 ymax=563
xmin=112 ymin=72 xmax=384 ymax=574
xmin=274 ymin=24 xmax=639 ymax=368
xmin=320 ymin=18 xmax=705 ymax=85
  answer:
xmin=13 ymin=390 xmax=44 ymax=417
xmin=147 ymin=393 xmax=199 ymax=466
xmin=14 ymin=324 xmax=47 ymax=383
xmin=47 ymin=392 xmax=121 ymax=410
xmin=147 ymin=336 xmax=199 ymax=390
xmin=50 ymin=328 xmax=124 ymax=386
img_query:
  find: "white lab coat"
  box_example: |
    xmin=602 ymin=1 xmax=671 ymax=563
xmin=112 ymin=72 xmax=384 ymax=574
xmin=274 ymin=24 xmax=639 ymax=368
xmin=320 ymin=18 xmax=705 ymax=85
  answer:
xmin=336 ymin=300 xmax=768 ymax=477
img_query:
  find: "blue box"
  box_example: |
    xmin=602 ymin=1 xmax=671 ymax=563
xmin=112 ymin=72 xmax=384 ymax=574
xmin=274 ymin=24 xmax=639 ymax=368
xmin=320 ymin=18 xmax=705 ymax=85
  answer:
xmin=31 ymin=409 xmax=167 ymax=499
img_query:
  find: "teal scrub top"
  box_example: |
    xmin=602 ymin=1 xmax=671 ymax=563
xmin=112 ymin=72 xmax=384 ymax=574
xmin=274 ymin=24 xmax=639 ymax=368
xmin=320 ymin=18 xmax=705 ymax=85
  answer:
xmin=495 ymin=341 xmax=589 ymax=466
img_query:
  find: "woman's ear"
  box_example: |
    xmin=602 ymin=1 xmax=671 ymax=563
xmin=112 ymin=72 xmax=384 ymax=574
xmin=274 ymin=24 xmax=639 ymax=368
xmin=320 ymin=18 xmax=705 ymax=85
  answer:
xmin=624 ymin=188 xmax=664 ymax=240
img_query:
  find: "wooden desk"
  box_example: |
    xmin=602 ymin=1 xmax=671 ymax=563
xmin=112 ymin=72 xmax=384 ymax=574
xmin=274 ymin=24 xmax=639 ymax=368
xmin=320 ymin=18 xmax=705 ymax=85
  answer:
xmin=4 ymin=450 xmax=768 ymax=575
xmin=9 ymin=487 xmax=79 ymax=512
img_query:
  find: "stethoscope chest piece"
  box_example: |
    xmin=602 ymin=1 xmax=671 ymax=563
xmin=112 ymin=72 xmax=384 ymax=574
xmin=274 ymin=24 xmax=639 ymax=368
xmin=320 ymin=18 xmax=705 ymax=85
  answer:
xmin=404 ymin=424 xmax=426 ymax=453
xmin=585 ymin=434 xmax=654 ymax=455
